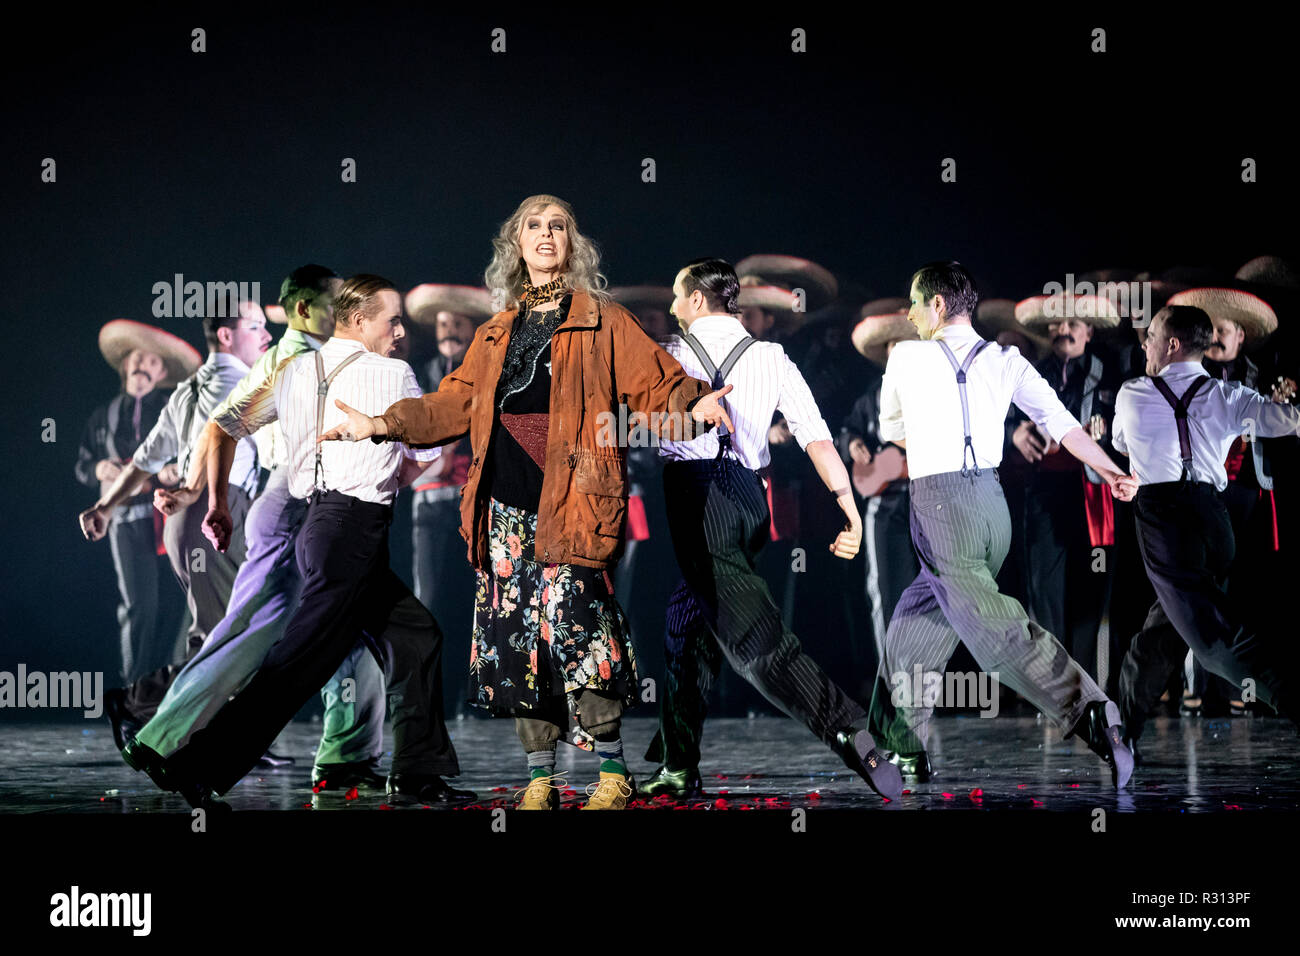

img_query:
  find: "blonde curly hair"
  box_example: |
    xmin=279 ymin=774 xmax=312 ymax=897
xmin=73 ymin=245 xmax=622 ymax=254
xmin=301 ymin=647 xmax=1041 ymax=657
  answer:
xmin=484 ymin=194 xmax=610 ymax=310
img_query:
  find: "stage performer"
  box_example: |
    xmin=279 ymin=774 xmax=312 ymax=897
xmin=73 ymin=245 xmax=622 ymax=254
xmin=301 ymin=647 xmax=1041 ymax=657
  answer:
xmin=640 ymin=257 xmax=905 ymax=802
xmin=317 ymin=195 xmax=734 ymax=810
xmin=877 ymin=261 xmax=1137 ymax=789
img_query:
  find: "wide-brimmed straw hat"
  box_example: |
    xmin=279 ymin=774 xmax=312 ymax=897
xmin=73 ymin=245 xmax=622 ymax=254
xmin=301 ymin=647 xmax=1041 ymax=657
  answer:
xmin=976 ymin=298 xmax=1052 ymax=352
xmin=1015 ymin=293 xmax=1121 ymax=329
xmin=405 ymin=284 xmax=496 ymax=326
xmin=98 ymin=319 xmax=202 ymax=387
xmin=736 ymin=254 xmax=839 ymax=312
xmin=852 ymin=310 xmax=917 ymax=366
xmin=1167 ymin=287 xmax=1278 ymax=341
xmin=737 ymin=277 xmax=804 ymax=336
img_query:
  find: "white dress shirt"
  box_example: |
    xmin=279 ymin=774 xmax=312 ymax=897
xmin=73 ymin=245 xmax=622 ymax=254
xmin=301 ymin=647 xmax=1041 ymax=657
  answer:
xmin=133 ymin=351 xmax=258 ymax=494
xmin=880 ymin=322 xmax=1081 ymax=479
xmin=1111 ymin=360 xmax=1300 ymax=490
xmin=659 ymin=314 xmax=833 ymax=469
xmin=218 ymin=337 xmax=438 ymax=505
xmin=212 ymin=327 xmax=322 ymax=470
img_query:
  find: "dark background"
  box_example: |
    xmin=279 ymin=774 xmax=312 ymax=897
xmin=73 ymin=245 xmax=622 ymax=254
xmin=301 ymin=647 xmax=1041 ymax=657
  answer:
xmin=2 ymin=4 xmax=1295 ymax=687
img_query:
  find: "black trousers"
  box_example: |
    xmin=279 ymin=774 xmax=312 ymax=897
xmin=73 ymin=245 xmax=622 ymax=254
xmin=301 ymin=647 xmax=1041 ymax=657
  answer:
xmin=1118 ymin=482 xmax=1296 ymax=738
xmin=645 ymin=457 xmax=867 ymax=771
xmin=168 ymin=491 xmax=460 ymax=794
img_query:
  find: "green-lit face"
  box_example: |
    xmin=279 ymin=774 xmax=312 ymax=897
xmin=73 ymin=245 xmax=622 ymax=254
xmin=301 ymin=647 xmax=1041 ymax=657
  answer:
xmin=297 ymin=277 xmax=343 ymax=338
xmin=907 ymin=278 xmax=944 ymax=340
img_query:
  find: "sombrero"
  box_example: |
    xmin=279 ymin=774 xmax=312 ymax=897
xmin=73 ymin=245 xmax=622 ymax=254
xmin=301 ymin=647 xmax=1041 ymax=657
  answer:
xmin=852 ymin=310 xmax=917 ymax=366
xmin=610 ymin=286 xmax=674 ymax=315
xmin=1015 ymin=293 xmax=1121 ymax=329
xmin=736 ymin=255 xmax=839 ymax=312
xmin=737 ymin=277 xmax=804 ymax=335
xmin=265 ymin=304 xmax=288 ymax=325
xmin=1235 ymin=255 xmax=1300 ymax=291
xmin=98 ymin=319 xmax=202 ymax=387
xmin=1167 ymin=287 xmax=1277 ymax=341
xmin=405 ymin=284 xmax=496 ymax=326
xmin=976 ymin=298 xmax=1051 ymax=351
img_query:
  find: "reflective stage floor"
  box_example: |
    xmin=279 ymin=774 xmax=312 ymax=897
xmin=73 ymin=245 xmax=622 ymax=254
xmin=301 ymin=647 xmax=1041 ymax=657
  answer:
xmin=2 ymin=713 xmax=1295 ymax=813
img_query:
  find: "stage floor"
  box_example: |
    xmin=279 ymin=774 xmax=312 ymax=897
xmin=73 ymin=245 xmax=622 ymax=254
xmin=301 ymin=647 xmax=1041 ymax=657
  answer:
xmin=1 ymin=714 xmax=1295 ymax=813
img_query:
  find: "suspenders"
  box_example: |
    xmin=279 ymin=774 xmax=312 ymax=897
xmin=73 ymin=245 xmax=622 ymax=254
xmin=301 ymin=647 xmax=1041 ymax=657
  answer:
xmin=936 ymin=338 xmax=992 ymax=476
xmin=1150 ymin=375 xmax=1211 ymax=482
xmin=313 ymin=349 xmax=365 ymax=493
xmin=681 ymin=332 xmax=757 ymax=454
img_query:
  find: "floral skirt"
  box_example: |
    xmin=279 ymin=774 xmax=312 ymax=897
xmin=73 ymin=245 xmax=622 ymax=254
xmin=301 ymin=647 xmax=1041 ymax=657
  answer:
xmin=470 ymin=498 xmax=639 ymax=750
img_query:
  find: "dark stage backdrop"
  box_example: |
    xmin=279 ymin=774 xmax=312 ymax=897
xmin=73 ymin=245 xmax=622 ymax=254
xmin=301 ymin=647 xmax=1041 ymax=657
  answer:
xmin=2 ymin=5 xmax=1295 ymax=687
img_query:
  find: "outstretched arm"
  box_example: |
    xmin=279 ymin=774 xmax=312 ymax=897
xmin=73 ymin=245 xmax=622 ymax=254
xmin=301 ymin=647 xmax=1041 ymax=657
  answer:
xmin=806 ymin=438 xmax=863 ymax=559
xmin=1060 ymin=428 xmax=1137 ymax=500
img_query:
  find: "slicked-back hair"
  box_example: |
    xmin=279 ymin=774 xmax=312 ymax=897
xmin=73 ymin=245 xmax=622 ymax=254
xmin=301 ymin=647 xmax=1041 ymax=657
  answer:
xmin=279 ymin=263 xmax=338 ymax=317
xmin=910 ymin=260 xmax=979 ymax=320
xmin=333 ymin=274 xmax=398 ymax=329
xmin=681 ymin=257 xmax=740 ymax=316
xmin=202 ymin=314 xmax=241 ymax=350
xmin=1157 ymin=305 xmax=1215 ymax=354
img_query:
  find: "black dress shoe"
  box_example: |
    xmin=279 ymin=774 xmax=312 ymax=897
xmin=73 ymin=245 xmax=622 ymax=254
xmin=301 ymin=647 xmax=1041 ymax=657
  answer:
xmin=386 ymin=773 xmax=476 ymax=805
xmin=104 ymin=688 xmax=142 ymax=752
xmin=833 ymin=729 xmax=904 ymax=801
xmin=121 ymin=738 xmax=176 ymax=792
xmin=887 ymin=750 xmax=933 ymax=782
xmin=176 ymin=780 xmax=232 ymax=814
xmin=638 ymin=765 xmax=703 ymax=798
xmin=1075 ymin=700 xmax=1134 ymax=789
xmin=312 ymin=759 xmax=387 ymax=791
xmin=254 ymin=750 xmax=295 ymax=769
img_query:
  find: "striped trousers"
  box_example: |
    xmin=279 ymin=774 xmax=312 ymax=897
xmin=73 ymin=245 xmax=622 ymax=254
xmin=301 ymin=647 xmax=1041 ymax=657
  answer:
xmin=882 ymin=469 xmax=1106 ymax=754
xmin=646 ymin=456 xmax=868 ymax=771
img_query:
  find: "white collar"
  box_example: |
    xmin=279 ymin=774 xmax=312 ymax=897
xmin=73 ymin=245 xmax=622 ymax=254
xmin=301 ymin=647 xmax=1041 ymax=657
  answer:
xmin=683 ymin=314 xmax=746 ymax=335
xmin=1159 ymin=360 xmax=1208 ymax=377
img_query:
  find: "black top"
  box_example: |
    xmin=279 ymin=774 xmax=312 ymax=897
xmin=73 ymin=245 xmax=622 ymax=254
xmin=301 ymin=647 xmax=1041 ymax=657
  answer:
xmin=487 ymin=303 xmax=566 ymax=511
xmin=76 ymin=389 xmax=171 ymax=506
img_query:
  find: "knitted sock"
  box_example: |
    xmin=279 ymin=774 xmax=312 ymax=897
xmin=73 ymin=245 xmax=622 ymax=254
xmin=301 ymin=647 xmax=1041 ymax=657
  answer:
xmin=595 ymin=736 xmax=627 ymax=776
xmin=527 ymin=750 xmax=556 ymax=780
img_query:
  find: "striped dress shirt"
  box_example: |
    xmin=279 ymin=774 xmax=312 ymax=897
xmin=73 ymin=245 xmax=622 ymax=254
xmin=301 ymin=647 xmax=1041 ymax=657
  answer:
xmin=217 ymin=337 xmax=438 ymax=505
xmin=659 ymin=314 xmax=832 ymax=469
xmin=133 ymin=351 xmax=258 ymax=493
xmin=1111 ymin=360 xmax=1300 ymax=490
xmin=880 ymin=323 xmax=1081 ymax=479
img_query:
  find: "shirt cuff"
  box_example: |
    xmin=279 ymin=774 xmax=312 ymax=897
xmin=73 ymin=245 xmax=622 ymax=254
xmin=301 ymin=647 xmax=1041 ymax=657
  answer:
xmin=212 ymin=408 xmax=252 ymax=441
xmin=1040 ymin=410 xmax=1082 ymax=444
xmin=879 ymin=421 xmax=907 ymax=443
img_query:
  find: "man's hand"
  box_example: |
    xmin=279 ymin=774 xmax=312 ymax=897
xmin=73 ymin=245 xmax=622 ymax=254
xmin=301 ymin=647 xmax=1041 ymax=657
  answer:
xmin=690 ymin=384 xmax=735 ymax=434
xmin=829 ymin=520 xmax=862 ymax=560
xmin=318 ymin=399 xmax=379 ymax=443
xmin=203 ymin=505 xmax=234 ymax=553
xmin=94 ymin=459 xmax=122 ymax=483
xmin=157 ymin=462 xmax=182 ymax=487
xmin=155 ymin=485 xmax=200 ymax=517
xmin=78 ymin=506 xmax=111 ymax=542
xmin=1272 ymin=377 xmax=1297 ymax=404
xmin=848 ymin=437 xmax=873 ymax=467
xmin=1108 ymin=473 xmax=1138 ymax=502
xmin=1012 ymin=420 xmax=1047 ymax=463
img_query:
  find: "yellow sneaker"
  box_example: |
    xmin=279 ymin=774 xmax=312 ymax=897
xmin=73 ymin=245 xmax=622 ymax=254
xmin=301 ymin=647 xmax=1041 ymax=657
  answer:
xmin=582 ymin=770 xmax=634 ymax=810
xmin=515 ymin=771 xmax=566 ymax=810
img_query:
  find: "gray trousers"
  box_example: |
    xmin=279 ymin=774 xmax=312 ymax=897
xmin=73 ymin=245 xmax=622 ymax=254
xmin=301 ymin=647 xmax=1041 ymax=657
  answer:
xmin=135 ymin=469 xmax=384 ymax=761
xmin=108 ymin=510 xmax=162 ymax=685
xmin=882 ymin=469 xmax=1106 ymax=754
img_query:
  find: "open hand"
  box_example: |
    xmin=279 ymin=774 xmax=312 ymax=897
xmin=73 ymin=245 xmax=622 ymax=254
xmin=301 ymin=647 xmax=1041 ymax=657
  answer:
xmin=691 ymin=385 xmax=735 ymax=434
xmin=318 ymin=399 xmax=378 ymax=443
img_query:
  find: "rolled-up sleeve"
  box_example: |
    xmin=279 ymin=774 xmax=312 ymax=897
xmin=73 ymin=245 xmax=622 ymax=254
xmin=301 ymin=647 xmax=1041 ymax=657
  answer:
xmin=1010 ymin=352 xmax=1081 ymax=442
xmin=399 ymin=366 xmax=442 ymax=462
xmin=879 ymin=353 xmax=906 ymax=443
xmin=213 ymin=356 xmax=286 ymax=440
xmin=777 ymin=353 xmax=832 ymax=449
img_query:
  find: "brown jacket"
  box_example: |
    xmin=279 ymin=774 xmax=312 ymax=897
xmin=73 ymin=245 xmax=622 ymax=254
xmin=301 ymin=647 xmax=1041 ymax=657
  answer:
xmin=380 ymin=291 xmax=711 ymax=569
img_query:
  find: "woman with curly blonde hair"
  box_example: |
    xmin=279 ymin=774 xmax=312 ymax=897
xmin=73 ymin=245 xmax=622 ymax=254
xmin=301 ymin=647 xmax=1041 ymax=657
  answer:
xmin=322 ymin=194 xmax=735 ymax=809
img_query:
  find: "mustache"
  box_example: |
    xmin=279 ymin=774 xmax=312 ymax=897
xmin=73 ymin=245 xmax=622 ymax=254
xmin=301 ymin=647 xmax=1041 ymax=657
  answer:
xmin=1052 ymin=334 xmax=1076 ymax=344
